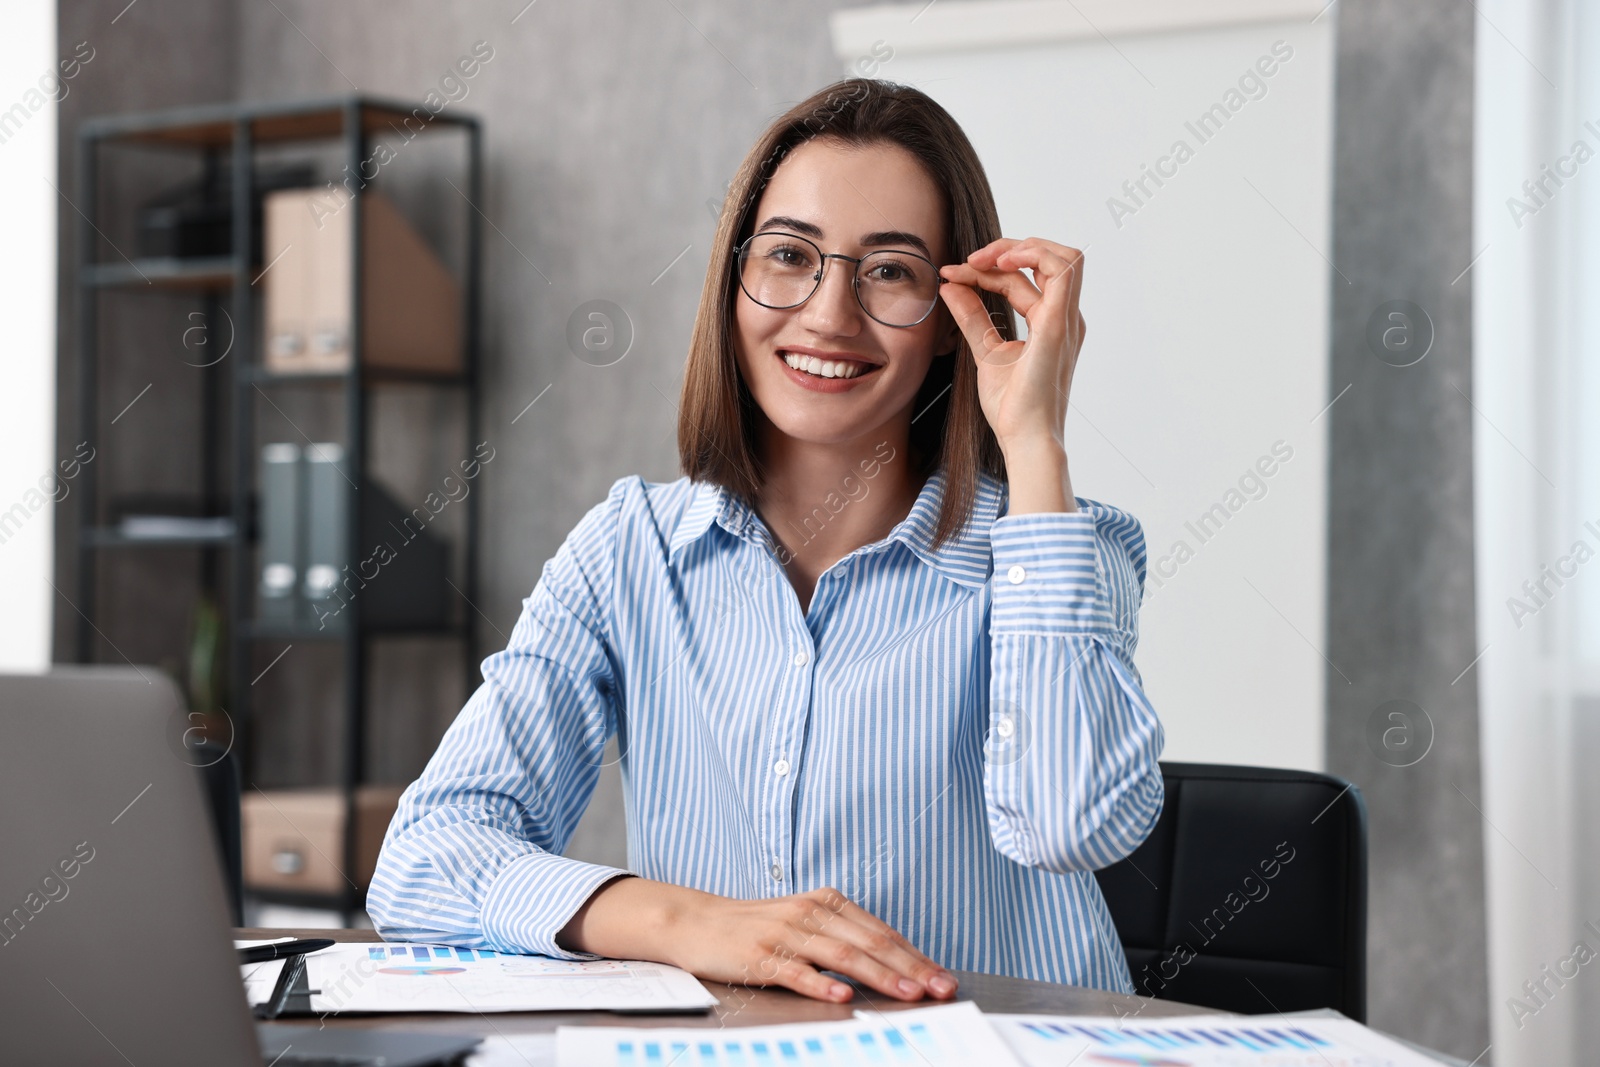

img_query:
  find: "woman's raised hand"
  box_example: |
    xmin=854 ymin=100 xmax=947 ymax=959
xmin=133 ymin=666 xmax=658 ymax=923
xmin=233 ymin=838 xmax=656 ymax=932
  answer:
xmin=937 ymin=238 xmax=1087 ymax=457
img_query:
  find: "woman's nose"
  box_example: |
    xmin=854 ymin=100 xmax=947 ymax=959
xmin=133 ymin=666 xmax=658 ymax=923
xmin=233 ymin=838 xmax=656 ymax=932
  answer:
xmin=799 ymin=256 xmax=862 ymax=329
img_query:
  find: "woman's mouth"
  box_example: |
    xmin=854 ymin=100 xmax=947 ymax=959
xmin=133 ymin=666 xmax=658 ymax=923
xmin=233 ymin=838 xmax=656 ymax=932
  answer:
xmin=776 ymin=349 xmax=882 ymax=383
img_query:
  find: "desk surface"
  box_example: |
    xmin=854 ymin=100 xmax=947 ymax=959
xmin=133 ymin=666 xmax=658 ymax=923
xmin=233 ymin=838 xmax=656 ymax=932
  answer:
xmin=240 ymin=927 xmax=1209 ymax=1035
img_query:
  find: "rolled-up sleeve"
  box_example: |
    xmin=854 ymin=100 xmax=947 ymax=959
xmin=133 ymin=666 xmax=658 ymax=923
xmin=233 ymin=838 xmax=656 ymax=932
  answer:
xmin=983 ymin=500 xmax=1166 ymax=874
xmin=366 ymin=480 xmax=635 ymax=960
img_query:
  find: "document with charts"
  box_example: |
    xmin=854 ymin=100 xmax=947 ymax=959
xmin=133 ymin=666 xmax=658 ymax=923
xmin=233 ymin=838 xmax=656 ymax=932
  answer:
xmin=985 ymin=1013 xmax=1450 ymax=1067
xmin=296 ymin=942 xmax=716 ymax=1013
xmin=558 ymin=1001 xmax=1021 ymax=1066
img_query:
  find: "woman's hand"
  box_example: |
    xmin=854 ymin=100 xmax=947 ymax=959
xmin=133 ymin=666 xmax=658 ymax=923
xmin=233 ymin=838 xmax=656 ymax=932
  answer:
xmin=557 ymin=875 xmax=958 ymax=1004
xmin=937 ymin=237 xmax=1087 ymax=450
xmin=938 ymin=238 xmax=1087 ymax=514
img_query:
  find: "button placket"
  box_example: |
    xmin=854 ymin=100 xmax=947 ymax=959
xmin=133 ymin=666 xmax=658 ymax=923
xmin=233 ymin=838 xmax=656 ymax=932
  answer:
xmin=765 ymin=629 xmax=812 ymax=891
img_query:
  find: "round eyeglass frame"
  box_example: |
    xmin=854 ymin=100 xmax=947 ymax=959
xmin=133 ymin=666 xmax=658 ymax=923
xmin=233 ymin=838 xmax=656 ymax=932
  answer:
xmin=733 ymin=231 xmax=943 ymax=329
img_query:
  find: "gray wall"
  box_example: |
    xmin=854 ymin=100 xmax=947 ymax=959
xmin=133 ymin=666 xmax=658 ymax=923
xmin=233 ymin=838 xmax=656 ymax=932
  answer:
xmin=1324 ymin=1 xmax=1489 ymax=1059
xmin=51 ymin=1 xmax=244 ymax=744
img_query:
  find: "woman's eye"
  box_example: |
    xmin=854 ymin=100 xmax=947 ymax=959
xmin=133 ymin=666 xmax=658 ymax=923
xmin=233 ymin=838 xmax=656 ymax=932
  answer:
xmin=767 ymin=246 xmax=811 ymax=267
xmin=867 ymin=260 xmax=912 ymax=283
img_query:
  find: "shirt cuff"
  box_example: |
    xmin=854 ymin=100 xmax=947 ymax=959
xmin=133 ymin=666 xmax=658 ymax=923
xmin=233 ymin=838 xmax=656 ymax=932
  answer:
xmin=479 ymin=851 xmax=635 ymax=960
xmin=990 ymin=508 xmax=1108 ymax=634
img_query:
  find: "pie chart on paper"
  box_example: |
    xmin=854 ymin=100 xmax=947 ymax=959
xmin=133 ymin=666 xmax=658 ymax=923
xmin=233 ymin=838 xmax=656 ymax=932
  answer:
xmin=376 ymin=965 xmax=468 ymax=977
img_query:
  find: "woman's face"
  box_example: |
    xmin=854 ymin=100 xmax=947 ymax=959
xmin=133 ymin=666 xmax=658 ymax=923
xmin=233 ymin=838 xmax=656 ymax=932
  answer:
xmin=732 ymin=137 xmax=959 ymax=450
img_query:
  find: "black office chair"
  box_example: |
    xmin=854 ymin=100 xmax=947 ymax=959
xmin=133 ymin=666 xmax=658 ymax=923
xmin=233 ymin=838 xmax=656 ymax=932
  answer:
xmin=1093 ymin=762 xmax=1367 ymax=1021
xmin=191 ymin=740 xmax=244 ymax=925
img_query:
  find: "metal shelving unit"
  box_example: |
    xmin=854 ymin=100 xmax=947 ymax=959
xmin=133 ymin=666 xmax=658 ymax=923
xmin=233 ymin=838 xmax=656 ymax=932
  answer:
xmin=73 ymin=96 xmax=483 ymax=922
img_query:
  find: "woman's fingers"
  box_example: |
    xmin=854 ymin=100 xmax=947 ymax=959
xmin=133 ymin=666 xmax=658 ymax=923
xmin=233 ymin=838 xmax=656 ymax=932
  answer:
xmin=772 ymin=955 xmax=855 ymax=1003
xmin=940 ymin=261 xmax=1041 ymax=318
xmin=773 ymin=889 xmax=954 ymax=1002
xmin=995 ymin=241 xmax=1084 ymax=323
xmin=799 ymin=932 xmax=924 ymax=1001
xmin=943 ymin=239 xmax=1086 ymax=368
xmin=969 ymin=237 xmax=1085 ymax=318
xmin=965 ymin=236 xmax=1025 ymax=268
xmin=787 ymin=892 xmax=936 ymax=1001
xmin=979 ymin=235 xmax=1083 ymax=278
xmin=993 ymin=242 xmax=1085 ymax=359
xmin=937 ymin=277 xmax=1022 ymax=365
xmin=664 ymin=886 xmax=956 ymax=1006
xmin=828 ymin=900 xmax=956 ymax=997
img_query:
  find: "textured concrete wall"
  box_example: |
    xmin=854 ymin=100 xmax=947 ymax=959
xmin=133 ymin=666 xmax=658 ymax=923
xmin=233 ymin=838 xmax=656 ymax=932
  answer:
xmin=1324 ymin=1 xmax=1489 ymax=1058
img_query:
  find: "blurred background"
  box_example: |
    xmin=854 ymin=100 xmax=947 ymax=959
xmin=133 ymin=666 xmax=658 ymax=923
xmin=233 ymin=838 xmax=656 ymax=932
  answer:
xmin=0 ymin=1 xmax=1594 ymax=1063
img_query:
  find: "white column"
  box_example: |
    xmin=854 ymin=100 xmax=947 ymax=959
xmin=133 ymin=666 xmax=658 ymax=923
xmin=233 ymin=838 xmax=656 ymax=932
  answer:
xmin=1474 ymin=1 xmax=1599 ymax=1063
xmin=0 ymin=5 xmax=60 ymax=670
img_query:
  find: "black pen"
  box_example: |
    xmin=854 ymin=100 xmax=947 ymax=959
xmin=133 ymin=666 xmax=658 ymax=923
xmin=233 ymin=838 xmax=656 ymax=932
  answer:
xmin=253 ymin=952 xmax=309 ymax=1021
xmin=238 ymin=938 xmax=336 ymax=965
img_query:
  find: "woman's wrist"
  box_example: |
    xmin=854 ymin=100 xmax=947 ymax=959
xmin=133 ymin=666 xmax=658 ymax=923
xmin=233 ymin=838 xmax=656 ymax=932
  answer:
xmin=999 ymin=435 xmax=1076 ymax=515
xmin=557 ymin=874 xmax=697 ymax=963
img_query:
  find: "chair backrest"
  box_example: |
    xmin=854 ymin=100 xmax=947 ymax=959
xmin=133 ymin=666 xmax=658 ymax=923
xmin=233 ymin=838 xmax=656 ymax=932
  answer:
xmin=1093 ymin=762 xmax=1367 ymax=1020
xmin=192 ymin=741 xmax=243 ymax=925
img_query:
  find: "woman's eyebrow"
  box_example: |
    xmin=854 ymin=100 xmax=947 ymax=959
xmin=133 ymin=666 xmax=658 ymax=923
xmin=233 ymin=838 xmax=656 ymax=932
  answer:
xmin=755 ymin=215 xmax=933 ymax=260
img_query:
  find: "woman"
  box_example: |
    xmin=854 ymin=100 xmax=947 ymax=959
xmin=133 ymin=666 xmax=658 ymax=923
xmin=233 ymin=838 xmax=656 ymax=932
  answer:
xmin=367 ymin=78 xmax=1165 ymax=1005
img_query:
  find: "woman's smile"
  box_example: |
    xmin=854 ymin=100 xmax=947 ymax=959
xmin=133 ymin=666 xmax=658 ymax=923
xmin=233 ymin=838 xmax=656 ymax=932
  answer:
xmin=775 ymin=344 xmax=884 ymax=392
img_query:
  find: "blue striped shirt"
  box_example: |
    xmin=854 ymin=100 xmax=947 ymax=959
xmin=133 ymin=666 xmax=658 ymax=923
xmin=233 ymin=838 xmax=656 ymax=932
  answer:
xmin=367 ymin=465 xmax=1166 ymax=992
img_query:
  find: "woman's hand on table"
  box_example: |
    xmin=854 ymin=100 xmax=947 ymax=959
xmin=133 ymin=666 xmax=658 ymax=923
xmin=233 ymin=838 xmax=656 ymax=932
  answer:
xmin=557 ymin=875 xmax=959 ymax=1004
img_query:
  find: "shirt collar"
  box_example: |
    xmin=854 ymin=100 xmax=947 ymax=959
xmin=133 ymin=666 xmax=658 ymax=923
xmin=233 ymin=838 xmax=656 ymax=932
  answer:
xmin=669 ymin=467 xmax=1008 ymax=590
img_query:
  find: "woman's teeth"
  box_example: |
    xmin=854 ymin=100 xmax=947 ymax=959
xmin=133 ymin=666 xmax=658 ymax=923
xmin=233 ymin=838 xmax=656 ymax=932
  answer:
xmin=782 ymin=351 xmax=869 ymax=379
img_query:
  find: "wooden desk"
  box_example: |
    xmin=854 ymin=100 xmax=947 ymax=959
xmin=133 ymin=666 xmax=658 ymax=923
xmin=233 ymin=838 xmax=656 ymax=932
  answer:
xmin=240 ymin=927 xmax=1210 ymax=1036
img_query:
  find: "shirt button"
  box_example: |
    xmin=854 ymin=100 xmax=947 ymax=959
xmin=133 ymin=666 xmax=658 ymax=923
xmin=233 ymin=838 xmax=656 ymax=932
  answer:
xmin=1007 ymin=564 xmax=1026 ymax=585
xmin=996 ymin=714 xmax=1015 ymax=739
xmin=792 ymin=650 xmax=809 ymax=667
xmin=770 ymin=862 xmax=783 ymax=881
xmin=773 ymin=758 xmax=790 ymax=777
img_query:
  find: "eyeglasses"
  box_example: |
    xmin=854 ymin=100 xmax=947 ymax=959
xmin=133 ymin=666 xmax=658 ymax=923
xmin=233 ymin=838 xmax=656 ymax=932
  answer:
xmin=734 ymin=231 xmax=942 ymax=328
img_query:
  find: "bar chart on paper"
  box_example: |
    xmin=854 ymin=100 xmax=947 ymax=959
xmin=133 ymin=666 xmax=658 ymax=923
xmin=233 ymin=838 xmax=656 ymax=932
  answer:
xmin=556 ymin=1001 xmax=1021 ymax=1067
xmin=986 ymin=1014 xmax=1450 ymax=1067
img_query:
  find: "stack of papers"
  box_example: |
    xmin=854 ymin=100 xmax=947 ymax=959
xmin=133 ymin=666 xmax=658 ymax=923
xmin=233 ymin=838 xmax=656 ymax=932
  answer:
xmin=550 ymin=1003 xmax=1454 ymax=1065
xmin=468 ymin=1007 xmax=1458 ymax=1067
xmin=236 ymin=940 xmax=715 ymax=1014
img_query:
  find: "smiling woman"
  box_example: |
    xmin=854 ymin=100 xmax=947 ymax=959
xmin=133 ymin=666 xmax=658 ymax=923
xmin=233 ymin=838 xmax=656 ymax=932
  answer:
xmin=680 ymin=83 xmax=1014 ymax=561
xmin=367 ymin=77 xmax=1164 ymax=1009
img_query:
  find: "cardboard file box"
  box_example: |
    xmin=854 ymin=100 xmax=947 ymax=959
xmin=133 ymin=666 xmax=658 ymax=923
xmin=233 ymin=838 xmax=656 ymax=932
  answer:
xmin=261 ymin=189 xmax=462 ymax=376
xmin=241 ymin=784 xmax=406 ymax=894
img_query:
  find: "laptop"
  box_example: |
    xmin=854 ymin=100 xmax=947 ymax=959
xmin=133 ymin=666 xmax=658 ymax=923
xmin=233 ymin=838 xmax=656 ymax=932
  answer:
xmin=0 ymin=667 xmax=480 ymax=1067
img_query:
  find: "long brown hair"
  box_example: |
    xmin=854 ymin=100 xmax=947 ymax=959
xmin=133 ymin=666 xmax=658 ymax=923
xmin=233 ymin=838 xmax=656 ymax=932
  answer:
xmin=677 ymin=77 xmax=1013 ymax=551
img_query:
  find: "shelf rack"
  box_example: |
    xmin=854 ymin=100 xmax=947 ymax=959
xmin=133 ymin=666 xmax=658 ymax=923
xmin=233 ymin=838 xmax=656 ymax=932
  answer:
xmin=73 ymin=96 xmax=483 ymax=923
